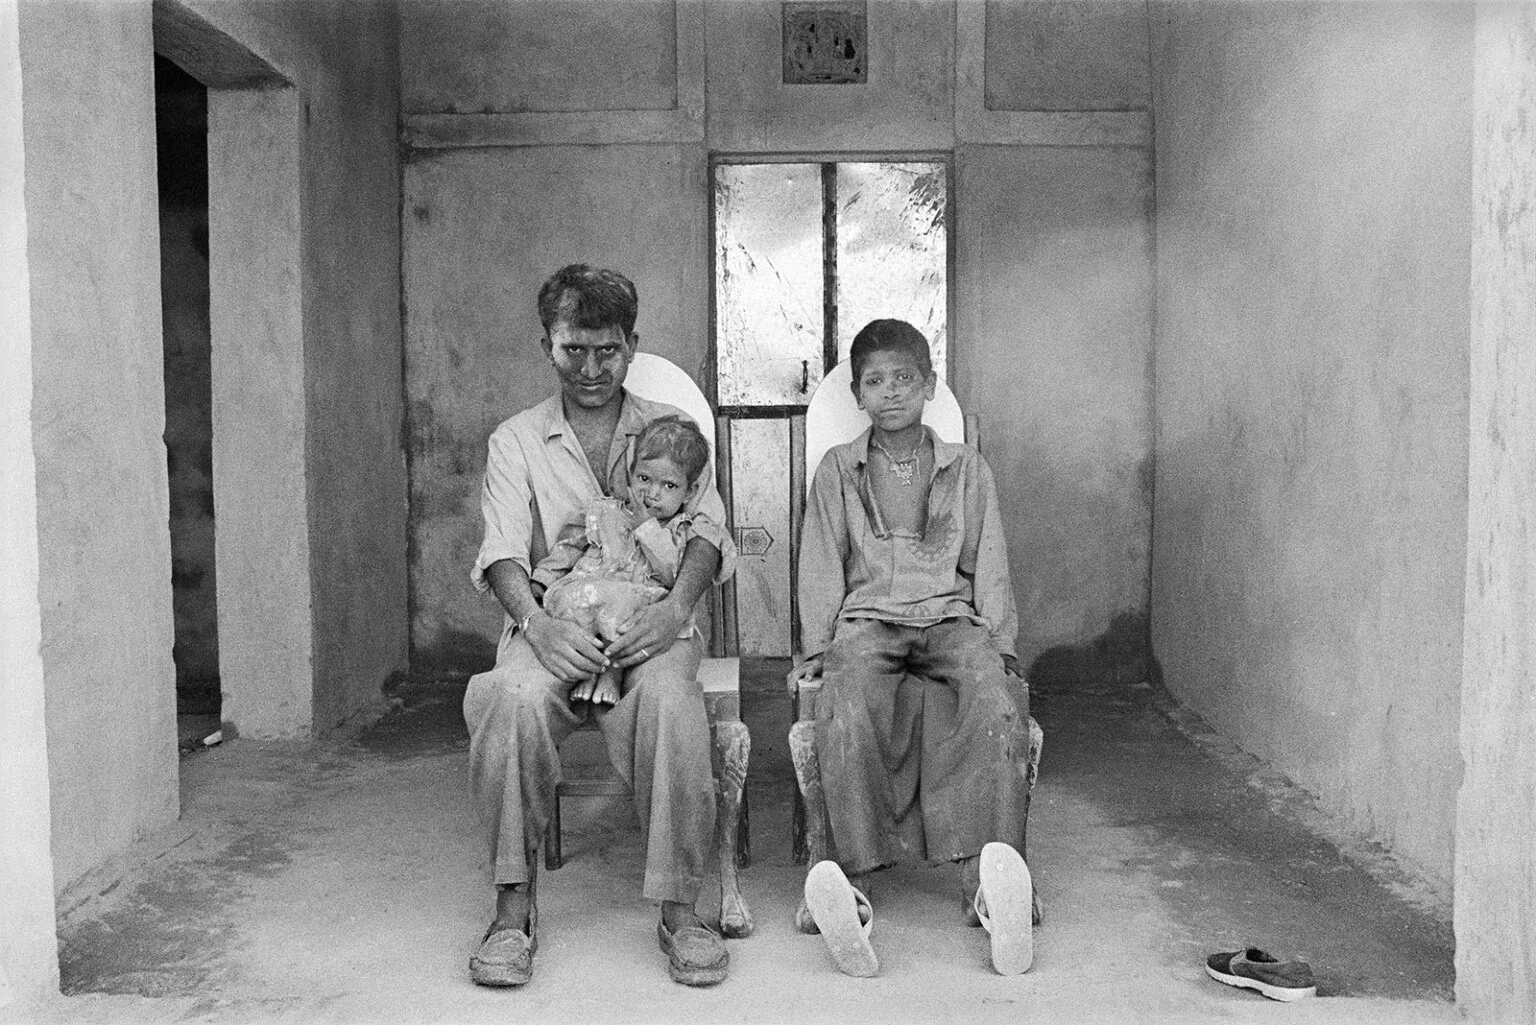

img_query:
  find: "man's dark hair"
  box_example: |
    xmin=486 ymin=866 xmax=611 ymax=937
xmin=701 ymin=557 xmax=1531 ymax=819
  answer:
xmin=848 ymin=319 xmax=934 ymax=388
xmin=537 ymin=264 xmax=639 ymax=337
xmin=633 ymin=414 xmax=710 ymax=486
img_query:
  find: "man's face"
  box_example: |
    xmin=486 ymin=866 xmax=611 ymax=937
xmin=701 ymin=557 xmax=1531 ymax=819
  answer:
xmin=853 ymin=348 xmax=936 ymax=434
xmin=542 ymin=321 xmax=635 ymax=411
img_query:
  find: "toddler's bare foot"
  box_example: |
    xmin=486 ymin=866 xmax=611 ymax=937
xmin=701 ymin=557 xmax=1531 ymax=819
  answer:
xmin=591 ymin=671 xmax=622 ymax=706
xmin=569 ymin=677 xmax=596 ymax=705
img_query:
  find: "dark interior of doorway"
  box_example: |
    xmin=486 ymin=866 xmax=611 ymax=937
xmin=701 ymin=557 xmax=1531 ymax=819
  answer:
xmin=154 ymin=54 xmax=221 ymax=750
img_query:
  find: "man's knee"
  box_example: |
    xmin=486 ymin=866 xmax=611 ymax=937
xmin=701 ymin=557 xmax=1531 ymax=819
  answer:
xmin=465 ymin=661 xmax=564 ymax=733
xmin=632 ymin=667 xmax=706 ymax=720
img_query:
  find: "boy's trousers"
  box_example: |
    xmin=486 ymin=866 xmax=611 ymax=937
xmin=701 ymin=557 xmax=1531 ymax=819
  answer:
xmin=816 ymin=617 xmax=1029 ymax=873
xmin=463 ymin=630 xmax=714 ymax=904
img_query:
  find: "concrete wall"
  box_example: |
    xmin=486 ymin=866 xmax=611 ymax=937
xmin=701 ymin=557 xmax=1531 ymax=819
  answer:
xmin=1149 ymin=1 xmax=1473 ymax=888
xmin=0 ymin=0 xmax=59 ymax=1003
xmin=19 ymin=0 xmax=182 ymax=894
xmin=165 ymin=0 xmax=408 ymax=734
xmin=1456 ymin=6 xmax=1536 ymax=1020
xmin=402 ymin=0 xmax=1154 ymax=670
xmin=12 ymin=0 xmax=405 ymax=908
xmin=957 ymin=146 xmax=1153 ymax=658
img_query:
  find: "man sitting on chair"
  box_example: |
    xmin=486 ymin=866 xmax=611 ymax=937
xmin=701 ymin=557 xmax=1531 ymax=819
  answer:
xmin=790 ymin=318 xmax=1035 ymax=977
xmin=464 ymin=264 xmax=736 ymax=988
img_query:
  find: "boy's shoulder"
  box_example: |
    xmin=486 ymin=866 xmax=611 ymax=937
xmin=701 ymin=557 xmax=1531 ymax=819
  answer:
xmin=935 ymin=436 xmax=993 ymax=476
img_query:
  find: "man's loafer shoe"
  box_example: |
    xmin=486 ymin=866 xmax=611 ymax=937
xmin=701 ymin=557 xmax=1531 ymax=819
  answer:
xmin=470 ymin=920 xmax=537 ymax=987
xmin=657 ymin=920 xmax=729 ymax=986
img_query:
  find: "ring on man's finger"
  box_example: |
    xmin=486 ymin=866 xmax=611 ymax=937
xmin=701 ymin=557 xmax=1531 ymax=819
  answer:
xmin=640 ymin=647 xmax=650 ymax=660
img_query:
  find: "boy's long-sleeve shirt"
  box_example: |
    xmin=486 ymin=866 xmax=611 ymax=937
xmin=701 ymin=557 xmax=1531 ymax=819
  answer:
xmin=797 ymin=426 xmax=1019 ymax=659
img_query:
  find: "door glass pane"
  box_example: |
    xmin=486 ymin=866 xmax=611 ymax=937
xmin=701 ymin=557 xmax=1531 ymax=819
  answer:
xmin=714 ymin=163 xmax=825 ymax=406
xmin=834 ymin=162 xmax=948 ymax=375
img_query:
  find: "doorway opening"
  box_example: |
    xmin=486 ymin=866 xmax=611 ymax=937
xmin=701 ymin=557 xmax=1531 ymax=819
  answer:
xmin=153 ymin=53 xmax=221 ymax=751
xmin=711 ymin=157 xmax=951 ymax=657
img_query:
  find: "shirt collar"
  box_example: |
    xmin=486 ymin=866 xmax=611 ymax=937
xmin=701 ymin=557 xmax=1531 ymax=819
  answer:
xmin=542 ymin=388 xmax=650 ymax=441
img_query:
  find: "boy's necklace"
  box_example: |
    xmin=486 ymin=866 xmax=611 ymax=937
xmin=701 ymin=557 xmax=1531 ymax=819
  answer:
xmin=870 ymin=437 xmax=923 ymax=487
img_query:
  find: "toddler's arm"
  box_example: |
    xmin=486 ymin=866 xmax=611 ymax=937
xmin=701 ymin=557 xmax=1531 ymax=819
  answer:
xmin=530 ymin=520 xmax=592 ymax=591
xmin=633 ymin=516 xmax=684 ymax=587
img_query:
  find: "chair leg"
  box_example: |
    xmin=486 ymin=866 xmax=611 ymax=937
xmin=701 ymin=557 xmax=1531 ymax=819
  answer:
xmin=736 ymin=783 xmax=751 ymax=869
xmin=788 ymin=719 xmax=828 ymax=867
xmin=1021 ymin=716 xmax=1044 ymax=924
xmin=791 ymin=787 xmax=808 ymax=865
xmin=544 ymin=790 xmax=563 ymax=871
xmin=714 ymin=720 xmax=754 ymax=938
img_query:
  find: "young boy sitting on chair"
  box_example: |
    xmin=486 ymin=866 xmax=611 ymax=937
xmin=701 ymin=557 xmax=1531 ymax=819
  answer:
xmin=791 ymin=318 xmax=1034 ymax=977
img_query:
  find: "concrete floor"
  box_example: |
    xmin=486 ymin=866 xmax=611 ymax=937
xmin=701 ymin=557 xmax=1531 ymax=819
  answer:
xmin=9 ymin=660 xmax=1457 ymax=1025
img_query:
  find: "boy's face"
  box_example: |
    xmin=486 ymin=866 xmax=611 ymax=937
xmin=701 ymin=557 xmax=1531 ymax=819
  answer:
xmin=630 ymin=455 xmax=697 ymax=521
xmin=542 ymin=320 xmax=636 ymax=411
xmin=853 ymin=349 xmax=936 ymax=434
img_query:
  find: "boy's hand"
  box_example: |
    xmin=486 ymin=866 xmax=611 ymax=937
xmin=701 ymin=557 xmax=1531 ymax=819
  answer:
xmin=786 ymin=654 xmax=824 ymax=694
xmin=525 ymin=613 xmax=608 ymax=683
xmin=1001 ymin=654 xmax=1025 ymax=680
xmin=606 ymin=598 xmax=688 ymax=668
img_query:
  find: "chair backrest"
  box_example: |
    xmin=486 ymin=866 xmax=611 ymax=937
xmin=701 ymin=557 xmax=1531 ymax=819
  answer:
xmin=623 ymin=352 xmax=717 ymax=481
xmin=804 ymin=358 xmax=965 ymax=479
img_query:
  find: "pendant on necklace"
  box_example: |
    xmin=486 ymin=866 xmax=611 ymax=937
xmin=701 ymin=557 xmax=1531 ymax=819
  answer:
xmin=873 ymin=439 xmax=920 ymax=486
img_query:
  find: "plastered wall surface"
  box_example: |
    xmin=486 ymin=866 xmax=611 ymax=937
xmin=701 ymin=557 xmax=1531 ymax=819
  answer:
xmin=401 ymin=0 xmax=1155 ymax=670
xmin=1149 ymin=1 xmax=1472 ymax=887
xmin=170 ymin=0 xmax=407 ymax=733
xmin=11 ymin=0 xmax=405 ymax=907
xmin=1456 ymin=7 xmax=1536 ymax=1020
xmin=404 ymin=145 xmax=710 ymax=668
xmin=705 ymin=0 xmax=954 ymax=152
xmin=402 ymin=0 xmax=678 ymax=114
xmin=956 ymin=145 xmax=1153 ymax=660
xmin=0 ymin=0 xmax=59 ymax=1003
xmin=207 ymin=85 xmax=315 ymax=738
xmin=984 ymin=0 xmax=1150 ymax=111
xmin=18 ymin=0 xmax=181 ymax=893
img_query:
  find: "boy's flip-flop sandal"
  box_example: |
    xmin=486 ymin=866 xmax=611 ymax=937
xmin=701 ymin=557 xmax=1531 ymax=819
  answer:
xmin=803 ymin=860 xmax=878 ymax=977
xmin=975 ymin=841 xmax=1033 ymax=975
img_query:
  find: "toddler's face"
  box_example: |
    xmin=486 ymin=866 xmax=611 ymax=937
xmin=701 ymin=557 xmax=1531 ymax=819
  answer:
xmin=854 ymin=349 xmax=936 ymax=434
xmin=630 ymin=455 xmax=693 ymax=521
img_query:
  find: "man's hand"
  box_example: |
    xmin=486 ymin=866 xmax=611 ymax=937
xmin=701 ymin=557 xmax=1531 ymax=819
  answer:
xmin=605 ymin=598 xmax=689 ymax=669
xmin=524 ymin=612 xmax=609 ymax=683
xmin=786 ymin=653 xmax=824 ymax=694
